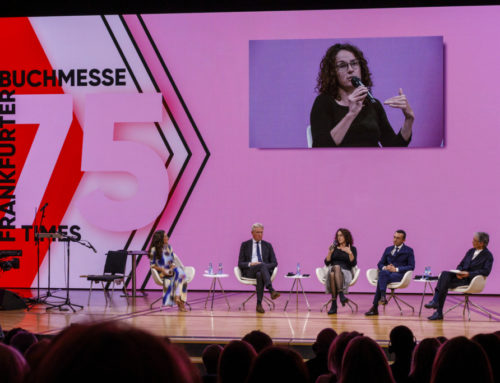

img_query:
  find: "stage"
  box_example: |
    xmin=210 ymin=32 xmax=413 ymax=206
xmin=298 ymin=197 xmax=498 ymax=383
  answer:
xmin=2 ymin=289 xmax=499 ymax=353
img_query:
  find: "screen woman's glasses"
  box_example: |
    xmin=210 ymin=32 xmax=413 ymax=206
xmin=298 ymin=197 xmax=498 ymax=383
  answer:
xmin=335 ymin=60 xmax=360 ymax=71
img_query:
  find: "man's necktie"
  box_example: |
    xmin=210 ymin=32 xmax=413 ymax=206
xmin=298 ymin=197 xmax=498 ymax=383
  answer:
xmin=256 ymin=242 xmax=263 ymax=262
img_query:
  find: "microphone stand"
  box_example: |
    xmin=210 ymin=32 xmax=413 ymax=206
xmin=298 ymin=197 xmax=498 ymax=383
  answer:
xmin=46 ymin=233 xmax=90 ymax=312
xmin=26 ymin=205 xmax=48 ymax=310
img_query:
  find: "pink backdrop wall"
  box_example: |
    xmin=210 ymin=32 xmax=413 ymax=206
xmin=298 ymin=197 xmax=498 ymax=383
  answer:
xmin=140 ymin=6 xmax=500 ymax=293
xmin=3 ymin=6 xmax=499 ymax=294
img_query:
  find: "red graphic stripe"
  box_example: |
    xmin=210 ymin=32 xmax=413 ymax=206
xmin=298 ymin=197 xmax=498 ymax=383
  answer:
xmin=0 ymin=17 xmax=84 ymax=289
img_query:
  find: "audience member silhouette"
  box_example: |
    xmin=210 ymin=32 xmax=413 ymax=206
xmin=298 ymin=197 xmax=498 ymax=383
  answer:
xmin=435 ymin=336 xmax=447 ymax=344
xmin=408 ymin=338 xmax=440 ymax=383
xmin=306 ymin=328 xmax=337 ymax=383
xmin=3 ymin=327 xmax=25 ymax=345
xmin=389 ymin=326 xmax=416 ymax=383
xmin=218 ymin=340 xmax=256 ymax=383
xmin=201 ymin=344 xmax=222 ymax=383
xmin=242 ymin=330 xmax=273 ymax=353
xmin=246 ymin=346 xmax=309 ymax=383
xmin=0 ymin=342 xmax=28 ymax=383
xmin=471 ymin=334 xmax=500 ymax=383
xmin=10 ymin=330 xmax=38 ymax=355
xmin=317 ymin=331 xmax=363 ymax=383
xmin=430 ymin=336 xmax=493 ymax=383
xmin=27 ymin=322 xmax=200 ymax=383
xmin=339 ymin=336 xmax=395 ymax=383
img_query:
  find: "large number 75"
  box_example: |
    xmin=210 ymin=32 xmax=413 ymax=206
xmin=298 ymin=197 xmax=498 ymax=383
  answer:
xmin=15 ymin=93 xmax=168 ymax=232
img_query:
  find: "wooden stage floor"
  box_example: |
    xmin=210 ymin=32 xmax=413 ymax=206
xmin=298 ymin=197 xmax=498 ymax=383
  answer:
xmin=1 ymin=289 xmax=499 ymax=346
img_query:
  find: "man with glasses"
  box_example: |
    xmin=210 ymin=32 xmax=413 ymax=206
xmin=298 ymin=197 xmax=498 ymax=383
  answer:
xmin=365 ymin=230 xmax=415 ymax=316
xmin=425 ymin=232 xmax=493 ymax=320
xmin=238 ymin=223 xmax=280 ymax=313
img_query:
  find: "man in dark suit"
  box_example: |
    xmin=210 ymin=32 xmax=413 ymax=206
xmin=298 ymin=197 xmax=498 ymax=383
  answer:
xmin=238 ymin=223 xmax=280 ymax=313
xmin=425 ymin=232 xmax=494 ymax=320
xmin=365 ymin=230 xmax=415 ymax=316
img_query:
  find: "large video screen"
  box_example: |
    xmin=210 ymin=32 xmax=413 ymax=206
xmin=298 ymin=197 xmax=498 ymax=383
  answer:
xmin=1 ymin=6 xmax=499 ymax=294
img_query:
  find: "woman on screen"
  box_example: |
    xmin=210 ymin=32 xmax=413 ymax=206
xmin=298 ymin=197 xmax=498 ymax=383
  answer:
xmin=310 ymin=43 xmax=414 ymax=147
xmin=324 ymin=228 xmax=357 ymax=314
xmin=149 ymin=230 xmax=188 ymax=311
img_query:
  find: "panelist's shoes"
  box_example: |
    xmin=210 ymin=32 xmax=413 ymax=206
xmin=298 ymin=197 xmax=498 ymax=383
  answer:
xmin=428 ymin=311 xmax=443 ymax=321
xmin=338 ymin=292 xmax=348 ymax=307
xmin=256 ymin=304 xmax=265 ymax=314
xmin=270 ymin=290 xmax=281 ymax=300
xmin=378 ymin=297 xmax=389 ymax=305
xmin=364 ymin=306 xmax=379 ymax=316
xmin=424 ymin=300 xmax=438 ymax=309
xmin=327 ymin=301 xmax=337 ymax=315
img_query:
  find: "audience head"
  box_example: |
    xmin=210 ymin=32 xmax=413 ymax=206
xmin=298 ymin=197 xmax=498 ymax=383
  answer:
xmin=24 ymin=339 xmax=51 ymax=371
xmin=218 ymin=340 xmax=256 ymax=383
xmin=10 ymin=330 xmax=38 ymax=354
xmin=202 ymin=344 xmax=223 ymax=375
xmin=340 ymin=336 xmax=395 ymax=383
xmin=436 ymin=336 xmax=447 ymax=344
xmin=242 ymin=330 xmax=273 ymax=353
xmin=0 ymin=342 xmax=28 ymax=383
xmin=471 ymin=333 xmax=500 ymax=383
xmin=327 ymin=331 xmax=362 ymax=375
xmin=247 ymin=346 xmax=309 ymax=383
xmin=409 ymin=338 xmax=440 ymax=383
xmin=313 ymin=328 xmax=338 ymax=356
xmin=389 ymin=325 xmax=416 ymax=357
xmin=4 ymin=327 xmax=25 ymax=345
xmin=431 ymin=336 xmax=492 ymax=383
xmin=29 ymin=322 xmax=199 ymax=383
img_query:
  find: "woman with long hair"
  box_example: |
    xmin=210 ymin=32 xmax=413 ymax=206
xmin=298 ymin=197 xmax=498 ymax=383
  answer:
xmin=310 ymin=43 xmax=414 ymax=147
xmin=149 ymin=230 xmax=188 ymax=311
xmin=324 ymin=228 xmax=357 ymax=314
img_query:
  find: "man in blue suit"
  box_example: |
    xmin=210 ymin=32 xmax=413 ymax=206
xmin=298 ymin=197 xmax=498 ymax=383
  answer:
xmin=365 ymin=230 xmax=415 ymax=316
xmin=425 ymin=232 xmax=494 ymax=320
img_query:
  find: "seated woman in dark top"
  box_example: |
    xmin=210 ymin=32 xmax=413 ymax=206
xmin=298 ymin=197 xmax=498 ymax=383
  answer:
xmin=324 ymin=228 xmax=357 ymax=314
xmin=310 ymin=43 xmax=415 ymax=147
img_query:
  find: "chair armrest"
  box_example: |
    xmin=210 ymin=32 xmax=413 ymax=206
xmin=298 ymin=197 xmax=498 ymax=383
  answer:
xmin=366 ymin=268 xmax=379 ymax=287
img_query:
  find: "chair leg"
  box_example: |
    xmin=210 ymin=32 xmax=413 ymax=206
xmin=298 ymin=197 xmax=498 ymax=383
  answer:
xmin=239 ymin=292 xmax=256 ymax=311
xmin=321 ymin=297 xmax=334 ymax=312
xmin=468 ymin=297 xmax=493 ymax=319
xmin=102 ymin=282 xmax=110 ymax=307
xmin=263 ymin=295 xmax=275 ymax=310
xmin=184 ymin=301 xmax=192 ymax=311
xmin=88 ymin=281 xmax=93 ymax=306
xmin=150 ymin=295 xmax=163 ymax=309
xmin=346 ymin=298 xmax=358 ymax=313
xmin=445 ymin=298 xmax=466 ymax=315
xmin=389 ymin=290 xmax=414 ymax=315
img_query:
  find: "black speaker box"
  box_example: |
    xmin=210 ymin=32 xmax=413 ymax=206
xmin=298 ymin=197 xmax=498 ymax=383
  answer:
xmin=0 ymin=289 xmax=27 ymax=310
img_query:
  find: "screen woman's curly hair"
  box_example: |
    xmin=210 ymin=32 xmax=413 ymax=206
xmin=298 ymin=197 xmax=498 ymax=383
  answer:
xmin=316 ymin=43 xmax=373 ymax=100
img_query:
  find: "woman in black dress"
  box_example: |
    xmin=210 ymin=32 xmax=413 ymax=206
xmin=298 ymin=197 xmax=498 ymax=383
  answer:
xmin=324 ymin=228 xmax=357 ymax=314
xmin=310 ymin=43 xmax=415 ymax=147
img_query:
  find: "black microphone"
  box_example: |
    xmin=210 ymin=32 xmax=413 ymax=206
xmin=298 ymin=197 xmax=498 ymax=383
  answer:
xmin=351 ymin=76 xmax=376 ymax=104
xmin=40 ymin=202 xmax=48 ymax=211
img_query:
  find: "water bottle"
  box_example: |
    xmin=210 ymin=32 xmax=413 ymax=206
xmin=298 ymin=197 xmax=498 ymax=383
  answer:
xmin=208 ymin=262 xmax=213 ymax=275
xmin=296 ymin=262 xmax=301 ymax=276
xmin=424 ymin=266 xmax=431 ymax=279
xmin=218 ymin=262 xmax=223 ymax=274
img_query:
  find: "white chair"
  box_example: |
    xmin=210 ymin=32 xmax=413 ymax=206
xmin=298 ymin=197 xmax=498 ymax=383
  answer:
xmin=445 ymin=275 xmax=493 ymax=321
xmin=306 ymin=125 xmax=313 ymax=148
xmin=316 ymin=265 xmax=360 ymax=312
xmin=366 ymin=269 xmax=414 ymax=315
xmin=150 ymin=256 xmax=195 ymax=310
xmin=234 ymin=266 xmax=278 ymax=310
